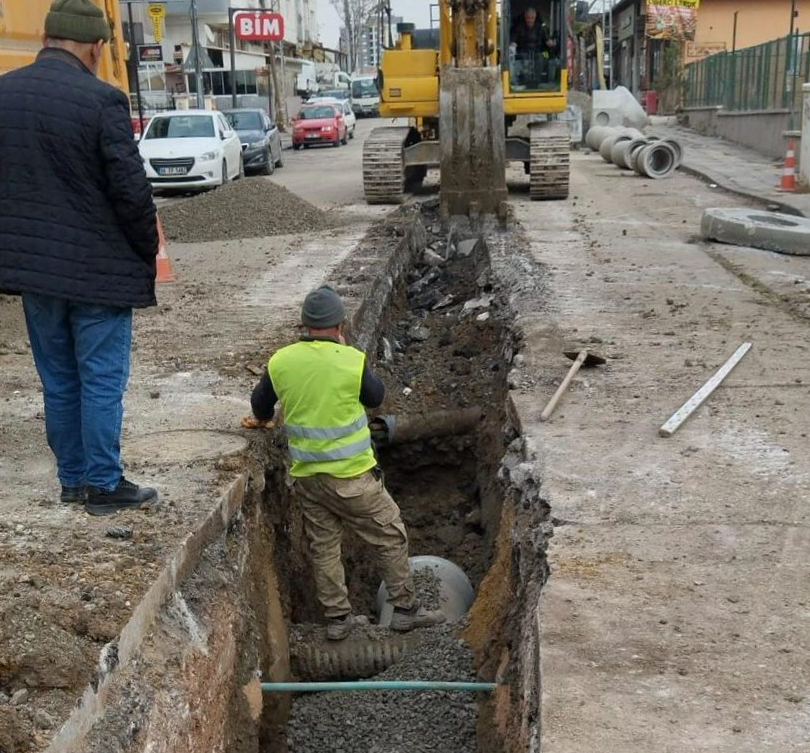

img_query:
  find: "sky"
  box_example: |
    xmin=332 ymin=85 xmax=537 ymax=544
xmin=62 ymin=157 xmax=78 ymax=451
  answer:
xmin=316 ymin=0 xmax=432 ymax=49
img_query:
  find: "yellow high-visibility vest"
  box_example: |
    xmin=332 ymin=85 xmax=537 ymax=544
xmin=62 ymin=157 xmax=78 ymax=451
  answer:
xmin=269 ymin=340 xmax=376 ymax=478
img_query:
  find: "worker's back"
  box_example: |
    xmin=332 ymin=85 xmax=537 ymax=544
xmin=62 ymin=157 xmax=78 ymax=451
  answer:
xmin=0 ymin=49 xmax=157 ymax=308
xmin=269 ymin=340 xmax=376 ymax=479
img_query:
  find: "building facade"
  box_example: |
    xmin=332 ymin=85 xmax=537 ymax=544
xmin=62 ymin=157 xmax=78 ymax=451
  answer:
xmin=125 ymin=0 xmax=321 ymax=117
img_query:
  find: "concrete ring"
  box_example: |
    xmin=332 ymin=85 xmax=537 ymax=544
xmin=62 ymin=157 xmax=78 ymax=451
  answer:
xmin=700 ymin=208 xmax=810 ymax=256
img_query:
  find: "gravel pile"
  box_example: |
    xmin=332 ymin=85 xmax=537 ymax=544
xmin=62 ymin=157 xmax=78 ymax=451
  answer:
xmin=286 ymin=626 xmax=478 ymax=753
xmin=159 ymin=178 xmax=335 ymax=242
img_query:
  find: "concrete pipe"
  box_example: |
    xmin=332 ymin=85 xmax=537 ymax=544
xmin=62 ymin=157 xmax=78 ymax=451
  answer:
xmin=609 ymin=136 xmax=635 ymax=168
xmin=585 ymin=125 xmax=615 ymax=151
xmin=376 ymin=555 xmax=475 ymax=628
xmin=619 ymin=127 xmax=645 ymax=140
xmin=633 ymin=142 xmax=678 ymax=179
xmin=660 ymin=138 xmax=683 ymax=168
xmin=600 ymin=133 xmax=626 ymax=162
xmin=619 ymin=138 xmax=649 ymax=171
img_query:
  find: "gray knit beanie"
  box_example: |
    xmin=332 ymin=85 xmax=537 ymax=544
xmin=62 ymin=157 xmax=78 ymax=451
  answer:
xmin=301 ymin=286 xmax=345 ymax=329
xmin=45 ymin=0 xmax=111 ymax=43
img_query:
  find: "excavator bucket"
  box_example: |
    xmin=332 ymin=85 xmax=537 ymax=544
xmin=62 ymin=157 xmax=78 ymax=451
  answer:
xmin=439 ymin=67 xmax=507 ymax=216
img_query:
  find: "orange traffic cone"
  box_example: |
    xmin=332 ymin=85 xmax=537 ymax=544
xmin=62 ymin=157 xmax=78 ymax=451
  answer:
xmin=155 ymin=214 xmax=177 ymax=283
xmin=777 ymin=140 xmax=797 ymax=193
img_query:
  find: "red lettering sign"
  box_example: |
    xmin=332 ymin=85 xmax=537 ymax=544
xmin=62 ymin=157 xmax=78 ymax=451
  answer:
xmin=234 ymin=12 xmax=285 ymax=42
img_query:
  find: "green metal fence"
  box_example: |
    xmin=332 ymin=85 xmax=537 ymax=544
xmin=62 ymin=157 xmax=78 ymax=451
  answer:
xmin=684 ymin=33 xmax=810 ymax=112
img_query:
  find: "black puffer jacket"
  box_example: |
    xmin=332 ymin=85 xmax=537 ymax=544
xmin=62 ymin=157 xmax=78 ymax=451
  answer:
xmin=0 ymin=48 xmax=158 ymax=308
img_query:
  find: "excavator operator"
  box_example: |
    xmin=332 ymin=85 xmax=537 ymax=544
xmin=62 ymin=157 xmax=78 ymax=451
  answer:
xmin=509 ymin=6 xmax=557 ymax=57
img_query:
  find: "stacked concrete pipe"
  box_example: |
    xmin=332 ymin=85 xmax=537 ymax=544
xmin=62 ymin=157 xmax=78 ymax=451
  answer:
xmin=585 ymin=125 xmax=682 ymax=179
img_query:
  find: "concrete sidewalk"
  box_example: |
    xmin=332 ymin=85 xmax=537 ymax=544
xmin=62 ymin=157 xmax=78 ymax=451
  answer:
xmin=650 ymin=123 xmax=810 ymax=217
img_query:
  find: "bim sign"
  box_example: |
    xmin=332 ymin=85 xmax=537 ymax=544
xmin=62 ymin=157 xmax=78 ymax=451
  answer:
xmin=234 ymin=12 xmax=285 ymax=41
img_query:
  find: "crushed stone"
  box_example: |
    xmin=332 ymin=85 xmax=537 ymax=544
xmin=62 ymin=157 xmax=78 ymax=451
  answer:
xmin=159 ymin=178 xmax=337 ymax=242
xmin=286 ymin=625 xmax=478 ymax=753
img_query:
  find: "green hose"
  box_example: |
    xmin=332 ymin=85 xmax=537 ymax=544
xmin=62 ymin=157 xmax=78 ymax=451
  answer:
xmin=261 ymin=680 xmax=496 ymax=693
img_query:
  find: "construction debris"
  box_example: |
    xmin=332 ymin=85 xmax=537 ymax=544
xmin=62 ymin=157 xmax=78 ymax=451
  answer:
xmin=701 ymin=208 xmax=810 ymax=256
xmin=659 ymin=342 xmax=752 ymax=437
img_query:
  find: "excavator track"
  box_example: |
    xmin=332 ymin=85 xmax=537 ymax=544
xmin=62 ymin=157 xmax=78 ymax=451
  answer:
xmin=529 ymin=122 xmax=570 ymax=200
xmin=363 ymin=126 xmax=413 ymax=204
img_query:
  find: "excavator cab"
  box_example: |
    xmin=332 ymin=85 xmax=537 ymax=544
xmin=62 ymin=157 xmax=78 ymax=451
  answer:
xmin=504 ymin=1 xmax=566 ymax=93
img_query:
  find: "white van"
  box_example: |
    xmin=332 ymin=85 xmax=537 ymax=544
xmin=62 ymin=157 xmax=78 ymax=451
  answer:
xmin=350 ymin=76 xmax=380 ymax=117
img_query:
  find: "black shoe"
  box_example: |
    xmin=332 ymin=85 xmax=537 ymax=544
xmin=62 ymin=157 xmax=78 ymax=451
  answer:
xmin=85 ymin=478 xmax=158 ymax=517
xmin=60 ymin=485 xmax=87 ymax=504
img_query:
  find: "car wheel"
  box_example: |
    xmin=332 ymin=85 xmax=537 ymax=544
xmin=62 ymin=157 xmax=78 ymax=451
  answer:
xmin=303 ymin=143 xmax=311 ymax=149
xmin=275 ymin=145 xmax=284 ymax=168
xmin=293 ymin=143 xmax=302 ymax=151
xmin=334 ymin=137 xmax=340 ymax=148
xmin=262 ymin=148 xmax=275 ymax=175
xmin=220 ymin=159 xmax=229 ymax=186
xmin=237 ymin=154 xmax=245 ymax=179
xmin=349 ymin=126 xmax=355 ymax=139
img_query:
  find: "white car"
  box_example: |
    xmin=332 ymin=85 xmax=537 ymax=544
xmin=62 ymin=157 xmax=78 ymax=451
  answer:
xmin=138 ymin=110 xmax=243 ymax=192
xmin=308 ymin=97 xmax=356 ymax=139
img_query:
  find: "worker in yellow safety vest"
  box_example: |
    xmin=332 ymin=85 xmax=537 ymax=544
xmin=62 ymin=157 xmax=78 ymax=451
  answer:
xmin=250 ymin=286 xmax=445 ymax=640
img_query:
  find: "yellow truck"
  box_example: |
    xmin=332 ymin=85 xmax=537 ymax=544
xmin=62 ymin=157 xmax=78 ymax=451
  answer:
xmin=0 ymin=0 xmax=129 ymax=92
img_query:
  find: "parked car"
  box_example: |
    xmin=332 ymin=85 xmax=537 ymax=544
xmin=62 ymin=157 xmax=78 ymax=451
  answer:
xmin=317 ymin=88 xmax=351 ymax=101
xmin=291 ymin=104 xmax=347 ymax=149
xmin=223 ymin=108 xmax=283 ymax=175
xmin=308 ymin=98 xmax=356 ymax=139
xmin=138 ymin=110 xmax=243 ymax=192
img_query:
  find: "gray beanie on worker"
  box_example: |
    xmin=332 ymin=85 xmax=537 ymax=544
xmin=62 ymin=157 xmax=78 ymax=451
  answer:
xmin=45 ymin=0 xmax=111 ymax=43
xmin=301 ymin=286 xmax=345 ymax=329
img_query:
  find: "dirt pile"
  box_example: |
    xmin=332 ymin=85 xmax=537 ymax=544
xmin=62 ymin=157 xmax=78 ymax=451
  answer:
xmin=159 ymin=179 xmax=337 ymax=242
xmin=286 ymin=625 xmax=478 ymax=753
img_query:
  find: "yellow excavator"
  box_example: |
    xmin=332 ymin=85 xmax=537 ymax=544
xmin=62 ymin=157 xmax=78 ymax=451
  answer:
xmin=1 ymin=0 xmax=128 ymax=92
xmin=363 ymin=0 xmax=569 ymax=214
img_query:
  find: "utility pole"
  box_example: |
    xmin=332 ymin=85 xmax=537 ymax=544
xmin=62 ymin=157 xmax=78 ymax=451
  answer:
xmin=732 ymin=11 xmax=738 ymax=52
xmin=189 ymin=0 xmax=204 ymax=108
xmin=125 ymin=2 xmax=144 ymax=133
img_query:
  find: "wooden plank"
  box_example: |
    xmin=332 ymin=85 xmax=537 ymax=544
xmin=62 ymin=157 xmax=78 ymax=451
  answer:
xmin=659 ymin=342 xmax=752 ymax=438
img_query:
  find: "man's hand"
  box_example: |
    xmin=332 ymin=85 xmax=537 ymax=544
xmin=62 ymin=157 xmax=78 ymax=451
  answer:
xmin=241 ymin=416 xmax=274 ymax=429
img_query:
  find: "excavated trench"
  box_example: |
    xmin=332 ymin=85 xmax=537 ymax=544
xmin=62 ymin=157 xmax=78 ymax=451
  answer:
xmin=240 ymin=207 xmax=551 ymax=753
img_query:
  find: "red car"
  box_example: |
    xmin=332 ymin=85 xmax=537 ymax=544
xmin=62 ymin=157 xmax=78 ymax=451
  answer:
xmin=292 ymin=104 xmax=347 ymax=149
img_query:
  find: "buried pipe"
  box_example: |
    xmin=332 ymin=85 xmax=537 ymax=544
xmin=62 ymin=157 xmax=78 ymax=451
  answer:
xmin=369 ymin=407 xmax=484 ymax=447
xmin=262 ymin=681 xmax=496 ymax=693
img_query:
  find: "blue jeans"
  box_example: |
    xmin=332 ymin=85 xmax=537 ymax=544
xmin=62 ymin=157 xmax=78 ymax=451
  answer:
xmin=22 ymin=294 xmax=132 ymax=492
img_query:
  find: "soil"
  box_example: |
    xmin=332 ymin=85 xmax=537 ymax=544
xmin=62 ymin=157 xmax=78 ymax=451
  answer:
xmin=159 ymin=178 xmax=340 ymax=242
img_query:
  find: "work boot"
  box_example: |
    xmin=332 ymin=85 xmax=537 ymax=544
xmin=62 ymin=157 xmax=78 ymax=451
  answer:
xmin=86 ymin=478 xmax=158 ymax=517
xmin=326 ymin=614 xmax=360 ymax=641
xmin=390 ymin=601 xmax=446 ymax=633
xmin=60 ymin=485 xmax=87 ymax=505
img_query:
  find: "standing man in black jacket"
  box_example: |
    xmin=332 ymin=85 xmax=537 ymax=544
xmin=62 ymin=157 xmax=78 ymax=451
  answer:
xmin=0 ymin=0 xmax=159 ymax=516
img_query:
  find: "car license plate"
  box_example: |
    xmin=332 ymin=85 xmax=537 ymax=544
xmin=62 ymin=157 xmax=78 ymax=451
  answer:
xmin=158 ymin=166 xmax=188 ymax=176
xmin=305 ymin=133 xmax=320 ymax=139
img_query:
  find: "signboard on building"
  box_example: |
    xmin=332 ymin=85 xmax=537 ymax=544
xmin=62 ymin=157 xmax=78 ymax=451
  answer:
xmin=138 ymin=44 xmax=163 ymax=64
xmin=146 ymin=4 xmax=165 ymax=43
xmin=686 ymin=40 xmax=726 ymax=60
xmin=646 ymin=0 xmax=699 ymax=40
xmin=234 ymin=12 xmax=285 ymax=42
xmin=617 ymin=5 xmax=635 ymax=42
